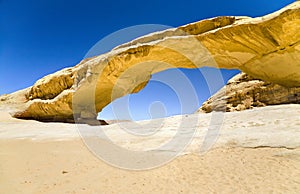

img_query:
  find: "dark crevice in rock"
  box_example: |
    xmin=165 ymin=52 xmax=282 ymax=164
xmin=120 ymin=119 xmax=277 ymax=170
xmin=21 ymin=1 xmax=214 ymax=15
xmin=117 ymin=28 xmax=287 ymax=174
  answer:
xmin=244 ymin=146 xmax=296 ymax=150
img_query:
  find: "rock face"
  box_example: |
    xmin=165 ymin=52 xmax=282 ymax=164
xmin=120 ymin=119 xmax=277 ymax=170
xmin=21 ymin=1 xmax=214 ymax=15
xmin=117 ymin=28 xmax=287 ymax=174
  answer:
xmin=1 ymin=1 xmax=300 ymax=122
xmin=198 ymin=73 xmax=300 ymax=113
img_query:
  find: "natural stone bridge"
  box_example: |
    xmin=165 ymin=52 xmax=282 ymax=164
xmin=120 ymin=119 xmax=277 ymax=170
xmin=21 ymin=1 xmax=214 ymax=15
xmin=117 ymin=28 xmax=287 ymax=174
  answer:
xmin=1 ymin=1 xmax=300 ymax=123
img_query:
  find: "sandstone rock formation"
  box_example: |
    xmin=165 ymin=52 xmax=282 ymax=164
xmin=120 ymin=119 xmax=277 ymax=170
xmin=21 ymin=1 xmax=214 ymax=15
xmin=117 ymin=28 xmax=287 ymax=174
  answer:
xmin=198 ymin=73 xmax=300 ymax=113
xmin=0 ymin=1 xmax=300 ymax=122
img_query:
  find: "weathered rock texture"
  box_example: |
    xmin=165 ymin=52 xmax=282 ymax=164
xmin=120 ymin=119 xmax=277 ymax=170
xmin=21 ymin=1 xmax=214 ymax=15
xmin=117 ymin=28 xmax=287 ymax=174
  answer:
xmin=1 ymin=1 xmax=300 ymax=122
xmin=198 ymin=73 xmax=300 ymax=113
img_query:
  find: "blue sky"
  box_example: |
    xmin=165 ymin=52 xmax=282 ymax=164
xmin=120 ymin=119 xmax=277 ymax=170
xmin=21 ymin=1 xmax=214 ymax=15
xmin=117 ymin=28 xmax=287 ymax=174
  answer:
xmin=0 ymin=0 xmax=295 ymax=120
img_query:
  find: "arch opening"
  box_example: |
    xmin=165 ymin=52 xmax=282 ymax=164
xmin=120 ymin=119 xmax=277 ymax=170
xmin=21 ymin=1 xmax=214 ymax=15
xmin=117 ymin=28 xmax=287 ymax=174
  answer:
xmin=98 ymin=67 xmax=240 ymax=122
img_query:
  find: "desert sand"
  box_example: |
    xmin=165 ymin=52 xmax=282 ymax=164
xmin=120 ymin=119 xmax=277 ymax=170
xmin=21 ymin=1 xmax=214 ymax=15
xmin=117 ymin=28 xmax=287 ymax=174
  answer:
xmin=1 ymin=104 xmax=300 ymax=193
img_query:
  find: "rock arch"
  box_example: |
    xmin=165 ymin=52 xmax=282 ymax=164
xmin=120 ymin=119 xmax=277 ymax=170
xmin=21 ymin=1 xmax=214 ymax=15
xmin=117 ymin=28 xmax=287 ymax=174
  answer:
xmin=2 ymin=1 xmax=300 ymax=122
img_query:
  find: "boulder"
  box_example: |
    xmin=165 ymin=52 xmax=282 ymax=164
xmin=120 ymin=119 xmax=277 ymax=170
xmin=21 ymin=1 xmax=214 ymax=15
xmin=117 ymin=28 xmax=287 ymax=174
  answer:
xmin=198 ymin=73 xmax=300 ymax=113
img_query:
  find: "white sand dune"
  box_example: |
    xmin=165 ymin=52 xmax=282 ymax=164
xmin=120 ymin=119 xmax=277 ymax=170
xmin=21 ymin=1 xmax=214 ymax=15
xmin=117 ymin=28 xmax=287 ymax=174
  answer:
xmin=0 ymin=104 xmax=300 ymax=193
xmin=1 ymin=104 xmax=299 ymax=149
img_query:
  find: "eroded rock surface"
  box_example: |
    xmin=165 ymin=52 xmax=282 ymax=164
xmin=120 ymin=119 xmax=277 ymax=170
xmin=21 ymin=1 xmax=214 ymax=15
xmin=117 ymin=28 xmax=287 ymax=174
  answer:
xmin=1 ymin=1 xmax=300 ymax=122
xmin=198 ymin=73 xmax=300 ymax=113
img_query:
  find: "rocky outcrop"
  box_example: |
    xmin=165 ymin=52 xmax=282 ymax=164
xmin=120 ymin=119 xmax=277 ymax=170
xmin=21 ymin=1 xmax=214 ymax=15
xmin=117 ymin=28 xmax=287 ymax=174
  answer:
xmin=1 ymin=1 xmax=300 ymax=122
xmin=198 ymin=73 xmax=300 ymax=113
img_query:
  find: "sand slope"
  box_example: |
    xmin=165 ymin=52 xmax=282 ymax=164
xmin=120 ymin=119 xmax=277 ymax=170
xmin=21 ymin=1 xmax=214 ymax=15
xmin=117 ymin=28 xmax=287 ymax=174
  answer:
xmin=0 ymin=105 xmax=300 ymax=193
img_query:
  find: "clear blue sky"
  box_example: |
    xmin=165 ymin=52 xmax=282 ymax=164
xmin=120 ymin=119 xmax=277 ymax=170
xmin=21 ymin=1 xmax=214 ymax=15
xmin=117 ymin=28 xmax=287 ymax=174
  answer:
xmin=0 ymin=0 xmax=295 ymax=120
